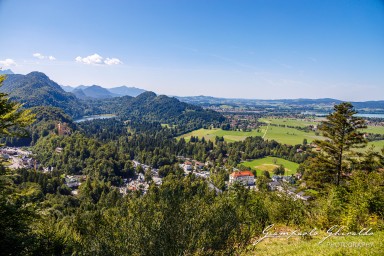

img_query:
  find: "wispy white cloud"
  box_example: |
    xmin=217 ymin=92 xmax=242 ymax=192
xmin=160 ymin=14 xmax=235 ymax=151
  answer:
xmin=75 ymin=53 xmax=103 ymax=65
xmin=104 ymin=58 xmax=122 ymax=65
xmin=33 ymin=53 xmax=44 ymax=59
xmin=0 ymin=58 xmax=17 ymax=67
xmin=33 ymin=53 xmax=56 ymax=61
xmin=75 ymin=53 xmax=122 ymax=65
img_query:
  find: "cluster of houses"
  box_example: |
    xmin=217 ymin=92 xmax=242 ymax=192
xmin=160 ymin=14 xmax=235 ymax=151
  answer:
xmin=181 ymin=160 xmax=206 ymax=172
xmin=0 ymin=147 xmax=36 ymax=169
xmin=228 ymin=170 xmax=311 ymax=201
xmin=119 ymin=173 xmax=151 ymax=195
xmin=180 ymin=160 xmax=211 ymax=179
xmin=268 ymin=175 xmax=311 ymax=201
xmin=64 ymin=175 xmax=87 ymax=195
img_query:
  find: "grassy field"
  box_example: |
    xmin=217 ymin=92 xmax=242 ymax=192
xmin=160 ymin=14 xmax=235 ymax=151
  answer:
xmin=356 ymin=140 xmax=384 ymax=153
xmin=245 ymin=227 xmax=384 ymax=256
xmin=177 ymin=128 xmax=264 ymax=142
xmin=259 ymin=117 xmax=384 ymax=150
xmin=177 ymin=117 xmax=384 ymax=152
xmin=241 ymin=157 xmax=299 ymax=176
xmin=260 ymin=125 xmax=324 ymax=145
xmin=259 ymin=117 xmax=320 ymax=128
xmin=364 ymin=126 xmax=384 ymax=135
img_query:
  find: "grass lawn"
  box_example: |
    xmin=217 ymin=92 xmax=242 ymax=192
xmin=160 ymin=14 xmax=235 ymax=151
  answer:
xmin=241 ymin=157 xmax=299 ymax=176
xmin=354 ymin=140 xmax=384 ymax=153
xmin=364 ymin=126 xmax=384 ymax=135
xmin=177 ymin=128 xmax=264 ymax=142
xmin=259 ymin=117 xmax=320 ymax=128
xmin=177 ymin=119 xmax=384 ymax=153
xmin=260 ymin=125 xmax=324 ymax=145
xmin=245 ymin=227 xmax=384 ymax=256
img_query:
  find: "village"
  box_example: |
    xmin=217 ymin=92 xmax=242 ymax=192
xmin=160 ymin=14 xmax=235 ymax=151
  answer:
xmin=1 ymin=145 xmax=311 ymax=201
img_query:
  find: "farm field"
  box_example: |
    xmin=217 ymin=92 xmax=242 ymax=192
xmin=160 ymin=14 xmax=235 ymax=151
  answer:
xmin=259 ymin=125 xmax=323 ymax=145
xmin=177 ymin=128 xmax=264 ymax=142
xmin=241 ymin=156 xmax=299 ymax=176
xmin=259 ymin=117 xmax=320 ymax=127
xmin=364 ymin=126 xmax=384 ymax=135
xmin=259 ymin=117 xmax=384 ymax=149
xmin=178 ymin=117 xmax=384 ymax=150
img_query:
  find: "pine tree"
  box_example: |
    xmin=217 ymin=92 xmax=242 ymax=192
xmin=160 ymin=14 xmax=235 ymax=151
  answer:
xmin=0 ymin=75 xmax=36 ymax=139
xmin=310 ymin=102 xmax=367 ymax=186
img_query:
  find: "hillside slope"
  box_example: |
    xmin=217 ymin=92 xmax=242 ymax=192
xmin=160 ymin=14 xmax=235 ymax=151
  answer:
xmin=1 ymin=72 xmax=83 ymax=118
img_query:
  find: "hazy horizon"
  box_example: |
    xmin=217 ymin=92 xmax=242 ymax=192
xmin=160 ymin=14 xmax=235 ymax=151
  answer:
xmin=1 ymin=0 xmax=383 ymax=101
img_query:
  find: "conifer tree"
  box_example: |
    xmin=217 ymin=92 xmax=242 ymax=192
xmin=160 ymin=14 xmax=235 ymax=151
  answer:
xmin=311 ymin=102 xmax=367 ymax=186
xmin=0 ymin=75 xmax=35 ymax=139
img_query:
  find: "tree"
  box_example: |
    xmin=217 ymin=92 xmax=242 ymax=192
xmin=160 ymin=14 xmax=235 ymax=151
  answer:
xmin=0 ymin=75 xmax=37 ymax=254
xmin=262 ymin=170 xmax=271 ymax=179
xmin=0 ymin=75 xmax=35 ymax=139
xmin=309 ymin=102 xmax=367 ymax=186
xmin=273 ymin=164 xmax=285 ymax=176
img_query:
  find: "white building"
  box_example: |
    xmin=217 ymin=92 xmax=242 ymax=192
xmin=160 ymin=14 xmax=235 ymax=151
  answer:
xmin=65 ymin=175 xmax=80 ymax=188
xmin=183 ymin=161 xmax=193 ymax=171
xmin=229 ymin=171 xmax=255 ymax=186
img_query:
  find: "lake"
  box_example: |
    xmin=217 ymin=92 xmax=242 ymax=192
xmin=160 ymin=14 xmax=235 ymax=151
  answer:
xmin=302 ymin=112 xmax=384 ymax=119
xmin=356 ymin=113 xmax=384 ymax=118
xmin=74 ymin=114 xmax=117 ymax=123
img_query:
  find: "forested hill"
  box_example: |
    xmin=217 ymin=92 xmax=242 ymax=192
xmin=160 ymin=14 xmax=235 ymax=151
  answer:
xmin=0 ymin=72 xmax=83 ymax=118
xmin=0 ymin=72 xmax=225 ymax=132
xmin=93 ymin=91 xmax=225 ymax=132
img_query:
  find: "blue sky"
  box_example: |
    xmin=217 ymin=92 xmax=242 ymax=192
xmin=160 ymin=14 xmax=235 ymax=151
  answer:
xmin=0 ymin=0 xmax=383 ymax=100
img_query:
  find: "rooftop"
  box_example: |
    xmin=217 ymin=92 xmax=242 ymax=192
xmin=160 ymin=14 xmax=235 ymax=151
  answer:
xmin=230 ymin=171 xmax=254 ymax=178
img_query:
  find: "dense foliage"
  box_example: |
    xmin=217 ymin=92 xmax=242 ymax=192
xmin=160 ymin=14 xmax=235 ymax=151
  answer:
xmin=1 ymin=76 xmax=384 ymax=255
xmin=0 ymin=106 xmax=75 ymax=146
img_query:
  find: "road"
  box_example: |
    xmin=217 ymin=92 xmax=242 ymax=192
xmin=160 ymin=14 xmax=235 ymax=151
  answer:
xmin=262 ymin=122 xmax=270 ymax=139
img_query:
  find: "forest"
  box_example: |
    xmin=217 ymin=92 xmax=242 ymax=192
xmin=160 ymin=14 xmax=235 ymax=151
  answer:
xmin=1 ymin=74 xmax=384 ymax=255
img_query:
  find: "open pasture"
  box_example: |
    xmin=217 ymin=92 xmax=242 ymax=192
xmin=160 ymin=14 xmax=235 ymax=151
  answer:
xmin=258 ymin=117 xmax=320 ymax=128
xmin=177 ymin=128 xmax=264 ymax=142
xmin=241 ymin=156 xmax=299 ymax=176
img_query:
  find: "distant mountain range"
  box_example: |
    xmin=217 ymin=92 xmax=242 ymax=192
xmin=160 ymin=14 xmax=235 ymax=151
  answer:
xmin=176 ymin=95 xmax=384 ymax=110
xmin=0 ymin=71 xmax=224 ymax=126
xmin=0 ymin=69 xmax=14 ymax=75
xmin=61 ymin=84 xmax=146 ymax=99
xmin=1 ymin=70 xmax=384 ymax=113
xmin=176 ymin=95 xmax=343 ymax=106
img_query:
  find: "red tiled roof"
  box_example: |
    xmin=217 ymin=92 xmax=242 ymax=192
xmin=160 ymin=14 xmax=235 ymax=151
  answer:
xmin=230 ymin=171 xmax=254 ymax=178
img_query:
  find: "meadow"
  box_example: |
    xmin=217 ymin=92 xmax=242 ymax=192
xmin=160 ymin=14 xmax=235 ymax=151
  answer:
xmin=259 ymin=125 xmax=323 ymax=145
xmin=178 ymin=117 xmax=384 ymax=152
xmin=258 ymin=117 xmax=320 ymax=128
xmin=364 ymin=126 xmax=384 ymax=135
xmin=177 ymin=128 xmax=264 ymax=142
xmin=245 ymin=227 xmax=384 ymax=256
xmin=241 ymin=156 xmax=299 ymax=176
